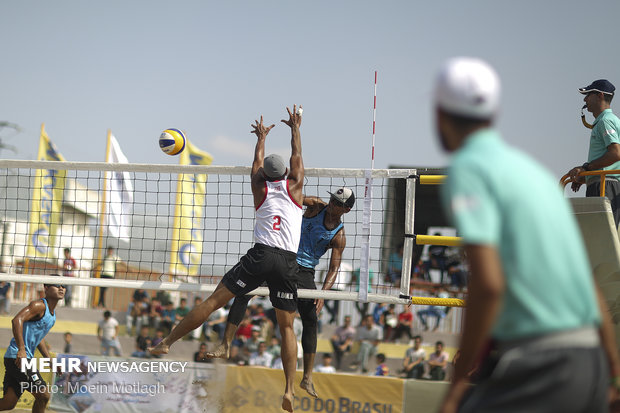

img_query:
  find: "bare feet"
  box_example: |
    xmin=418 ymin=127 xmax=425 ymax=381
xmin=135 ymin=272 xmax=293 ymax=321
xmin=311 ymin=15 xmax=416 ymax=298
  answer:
xmin=282 ymin=393 xmax=294 ymax=412
xmin=148 ymin=342 xmax=169 ymax=356
xmin=205 ymin=343 xmax=229 ymax=359
xmin=300 ymin=378 xmax=318 ymax=398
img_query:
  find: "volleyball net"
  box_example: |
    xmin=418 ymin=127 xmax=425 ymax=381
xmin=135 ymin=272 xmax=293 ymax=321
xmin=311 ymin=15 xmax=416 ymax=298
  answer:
xmin=0 ymin=159 xmax=445 ymax=307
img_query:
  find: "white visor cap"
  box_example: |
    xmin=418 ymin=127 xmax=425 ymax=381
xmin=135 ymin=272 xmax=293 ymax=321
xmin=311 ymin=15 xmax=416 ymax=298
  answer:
xmin=434 ymin=57 xmax=500 ymax=119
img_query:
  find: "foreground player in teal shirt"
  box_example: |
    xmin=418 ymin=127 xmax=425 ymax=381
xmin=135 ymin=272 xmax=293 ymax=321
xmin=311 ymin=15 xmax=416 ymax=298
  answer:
xmin=434 ymin=58 xmax=619 ymax=413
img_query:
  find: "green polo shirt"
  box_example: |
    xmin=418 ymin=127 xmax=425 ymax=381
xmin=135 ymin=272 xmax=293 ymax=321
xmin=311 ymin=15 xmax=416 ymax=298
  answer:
xmin=587 ymin=108 xmax=620 ymax=184
xmin=441 ymin=128 xmax=600 ymax=340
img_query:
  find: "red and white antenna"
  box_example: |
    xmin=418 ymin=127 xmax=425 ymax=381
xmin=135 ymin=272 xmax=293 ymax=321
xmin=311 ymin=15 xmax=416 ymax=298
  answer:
xmin=360 ymin=71 xmax=377 ymax=303
xmin=371 ymin=70 xmax=377 ymax=170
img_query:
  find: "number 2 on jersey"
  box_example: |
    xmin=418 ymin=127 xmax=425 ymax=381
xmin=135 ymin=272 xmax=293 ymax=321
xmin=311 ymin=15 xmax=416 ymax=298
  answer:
xmin=273 ymin=215 xmax=281 ymax=231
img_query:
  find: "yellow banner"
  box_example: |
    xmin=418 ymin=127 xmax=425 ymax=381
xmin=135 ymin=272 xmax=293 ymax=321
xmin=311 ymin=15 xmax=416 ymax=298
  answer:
xmin=26 ymin=124 xmax=67 ymax=260
xmin=169 ymin=140 xmax=213 ymax=275
xmin=221 ymin=366 xmax=403 ymax=413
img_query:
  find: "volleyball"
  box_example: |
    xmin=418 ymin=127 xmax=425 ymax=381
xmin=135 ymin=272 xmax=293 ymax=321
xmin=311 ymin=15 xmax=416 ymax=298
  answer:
xmin=159 ymin=128 xmax=186 ymax=155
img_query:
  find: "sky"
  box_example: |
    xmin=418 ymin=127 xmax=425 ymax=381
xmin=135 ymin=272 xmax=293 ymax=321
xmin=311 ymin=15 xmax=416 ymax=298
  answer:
xmin=1 ymin=1 xmax=620 ymax=197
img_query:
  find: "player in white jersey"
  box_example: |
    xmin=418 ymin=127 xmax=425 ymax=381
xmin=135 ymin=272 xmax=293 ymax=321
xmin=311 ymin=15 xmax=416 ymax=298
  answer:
xmin=151 ymin=105 xmax=304 ymax=413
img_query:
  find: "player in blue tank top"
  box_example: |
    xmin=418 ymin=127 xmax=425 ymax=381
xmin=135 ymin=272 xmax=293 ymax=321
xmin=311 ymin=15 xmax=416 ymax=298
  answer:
xmin=0 ymin=274 xmax=64 ymax=413
xmin=206 ymin=187 xmax=355 ymax=398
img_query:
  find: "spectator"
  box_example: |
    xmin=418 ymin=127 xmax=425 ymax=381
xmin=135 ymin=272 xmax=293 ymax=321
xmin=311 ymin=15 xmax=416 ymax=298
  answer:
xmin=271 ymin=355 xmax=284 ymax=370
xmin=194 ymin=342 xmax=211 ymax=363
xmin=427 ymin=341 xmax=449 ymax=381
xmin=386 ymin=244 xmax=404 ymax=286
xmin=330 ymin=315 xmax=355 ymax=371
xmin=447 ymin=258 xmax=468 ymax=291
xmin=352 ymin=314 xmax=383 ymax=374
xmin=148 ymin=297 xmax=163 ymax=329
xmin=352 ymin=268 xmax=375 ymax=319
xmin=412 ymin=259 xmax=428 ymax=282
xmin=231 ymin=316 xmax=253 ymax=347
xmin=391 ymin=307 xmax=414 ymax=343
xmin=204 ymin=304 xmax=229 ymax=341
xmin=267 ymin=336 xmax=281 ymax=360
xmin=315 ymin=353 xmax=336 ymax=374
xmin=126 ymin=290 xmax=149 ymax=336
xmin=322 ymin=262 xmax=353 ymax=325
xmin=131 ymin=326 xmax=152 ymax=358
xmin=175 ymin=297 xmax=190 ymax=327
xmin=403 ymin=335 xmax=425 ymax=379
xmin=63 ymin=332 xmax=72 ymax=354
xmin=229 ymin=345 xmax=249 ymax=366
xmin=94 ymin=246 xmax=122 ymax=308
xmin=97 ymin=310 xmax=122 ymax=356
xmin=151 ymin=328 xmax=165 ymax=358
xmin=425 ymin=234 xmax=448 ymax=283
xmin=372 ymin=303 xmax=387 ymax=326
xmin=155 ymin=290 xmax=172 ymax=306
xmin=374 ymin=353 xmax=389 ymax=376
xmin=244 ymin=325 xmax=263 ymax=355
xmin=249 ymin=341 xmax=273 ymax=367
xmin=417 ymin=287 xmax=450 ymax=332
xmin=159 ymin=301 xmax=176 ymax=334
xmin=62 ymin=248 xmax=76 ymax=307
xmin=132 ymin=289 xmax=149 ymax=303
xmin=382 ymin=304 xmax=398 ymax=340
xmin=0 ymin=281 xmax=11 ymax=315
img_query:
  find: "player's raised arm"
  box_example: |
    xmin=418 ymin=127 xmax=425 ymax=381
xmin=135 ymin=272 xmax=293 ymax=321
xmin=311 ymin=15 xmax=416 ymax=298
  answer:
xmin=281 ymin=104 xmax=304 ymax=205
xmin=302 ymin=196 xmax=327 ymax=216
xmin=315 ymin=229 xmax=346 ymax=314
xmin=250 ymin=116 xmax=275 ymax=180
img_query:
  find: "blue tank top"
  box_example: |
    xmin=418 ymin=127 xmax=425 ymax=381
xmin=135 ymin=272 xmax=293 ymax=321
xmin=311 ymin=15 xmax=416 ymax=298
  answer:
xmin=296 ymin=207 xmax=344 ymax=268
xmin=5 ymin=298 xmax=56 ymax=359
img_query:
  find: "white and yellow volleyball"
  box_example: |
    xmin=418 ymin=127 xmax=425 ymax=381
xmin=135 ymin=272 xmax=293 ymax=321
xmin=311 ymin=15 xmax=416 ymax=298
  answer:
xmin=159 ymin=128 xmax=186 ymax=155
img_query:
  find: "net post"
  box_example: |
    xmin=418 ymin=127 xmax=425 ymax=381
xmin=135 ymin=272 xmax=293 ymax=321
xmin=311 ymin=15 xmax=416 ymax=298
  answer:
xmin=400 ymin=171 xmax=417 ymax=297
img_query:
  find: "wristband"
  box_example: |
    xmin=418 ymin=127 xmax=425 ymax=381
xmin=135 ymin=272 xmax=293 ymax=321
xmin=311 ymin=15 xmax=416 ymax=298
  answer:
xmin=582 ymin=162 xmax=591 ymax=171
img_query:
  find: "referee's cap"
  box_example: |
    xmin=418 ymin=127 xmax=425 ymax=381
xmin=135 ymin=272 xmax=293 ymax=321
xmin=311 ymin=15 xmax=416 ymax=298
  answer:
xmin=579 ymin=79 xmax=615 ymax=96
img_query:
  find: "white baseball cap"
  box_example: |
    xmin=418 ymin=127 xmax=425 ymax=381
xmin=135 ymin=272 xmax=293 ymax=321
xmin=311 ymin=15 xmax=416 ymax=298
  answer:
xmin=434 ymin=57 xmax=500 ymax=119
xmin=327 ymin=187 xmax=355 ymax=208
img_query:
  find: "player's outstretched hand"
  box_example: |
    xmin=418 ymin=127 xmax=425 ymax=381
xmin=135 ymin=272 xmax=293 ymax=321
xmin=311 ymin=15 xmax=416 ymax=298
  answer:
xmin=251 ymin=116 xmax=275 ymax=140
xmin=281 ymin=104 xmax=302 ymax=129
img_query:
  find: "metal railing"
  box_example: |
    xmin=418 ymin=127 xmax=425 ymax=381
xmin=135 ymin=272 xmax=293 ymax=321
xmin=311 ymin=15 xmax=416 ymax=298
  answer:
xmin=560 ymin=169 xmax=620 ymax=196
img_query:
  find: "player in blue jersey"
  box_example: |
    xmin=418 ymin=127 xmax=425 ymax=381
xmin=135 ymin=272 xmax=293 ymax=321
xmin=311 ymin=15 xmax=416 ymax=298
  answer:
xmin=207 ymin=187 xmax=355 ymax=398
xmin=0 ymin=274 xmax=64 ymax=413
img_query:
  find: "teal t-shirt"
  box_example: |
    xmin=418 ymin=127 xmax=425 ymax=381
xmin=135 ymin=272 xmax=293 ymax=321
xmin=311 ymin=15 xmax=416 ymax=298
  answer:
xmin=441 ymin=128 xmax=600 ymax=340
xmin=587 ymin=108 xmax=620 ymax=184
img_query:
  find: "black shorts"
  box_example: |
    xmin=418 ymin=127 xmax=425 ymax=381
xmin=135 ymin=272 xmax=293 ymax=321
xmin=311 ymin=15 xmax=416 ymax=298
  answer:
xmin=222 ymin=243 xmax=298 ymax=311
xmin=3 ymin=358 xmax=47 ymax=398
xmin=297 ymin=265 xmax=317 ymax=303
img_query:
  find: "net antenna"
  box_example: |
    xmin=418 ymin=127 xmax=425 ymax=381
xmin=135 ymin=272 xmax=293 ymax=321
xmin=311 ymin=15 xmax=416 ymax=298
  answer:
xmin=358 ymin=71 xmax=378 ymax=303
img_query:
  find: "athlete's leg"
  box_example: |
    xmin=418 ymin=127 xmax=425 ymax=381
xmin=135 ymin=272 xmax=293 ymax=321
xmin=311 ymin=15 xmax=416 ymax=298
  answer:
xmin=206 ymin=295 xmax=251 ymax=359
xmin=298 ymin=298 xmax=318 ymax=398
xmin=275 ymin=308 xmax=298 ymax=412
xmin=31 ymin=387 xmax=50 ymax=413
xmin=150 ymin=282 xmax=235 ymax=355
xmin=0 ymin=385 xmax=18 ymax=411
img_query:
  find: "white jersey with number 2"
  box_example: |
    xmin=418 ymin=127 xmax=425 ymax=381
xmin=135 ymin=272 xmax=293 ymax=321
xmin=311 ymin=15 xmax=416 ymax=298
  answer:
xmin=254 ymin=180 xmax=303 ymax=253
